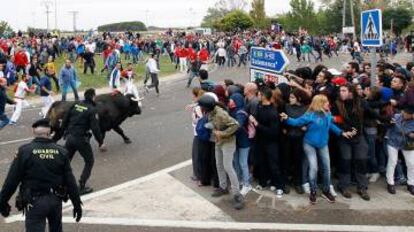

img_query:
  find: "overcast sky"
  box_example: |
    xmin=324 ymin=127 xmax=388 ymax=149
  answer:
xmin=2 ymin=0 xmax=318 ymax=31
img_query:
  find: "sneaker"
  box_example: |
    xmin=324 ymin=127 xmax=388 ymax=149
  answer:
xmin=387 ymin=184 xmax=396 ymax=194
xmin=339 ymin=188 xmax=352 ymax=199
xmin=9 ymin=121 xmax=16 ymax=126
xmin=211 ymin=188 xmax=229 ymax=198
xmin=283 ymin=186 xmax=291 ymax=194
xmin=302 ymin=183 xmax=310 ymax=194
xmin=330 ymin=185 xmax=337 ymax=197
xmin=295 ymin=185 xmax=304 ymax=195
xmin=407 ymin=185 xmax=414 ymax=196
xmin=144 ymin=85 xmax=149 ymax=93
xmin=270 ymin=186 xmax=276 ymax=191
xmin=255 ymin=185 xmax=263 ymax=191
xmin=369 ymin=173 xmax=380 ymax=183
xmin=275 ymin=189 xmax=283 ymax=198
xmin=357 ymin=189 xmax=370 ymax=201
xmin=240 ymin=185 xmax=252 ymax=196
xmin=309 ymin=191 xmax=317 ymax=205
xmin=233 ymin=193 xmax=245 ymax=210
xmin=322 ymin=191 xmax=336 ymax=203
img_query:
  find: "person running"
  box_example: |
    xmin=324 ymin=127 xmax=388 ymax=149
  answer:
xmin=39 ymin=69 xmax=55 ymax=117
xmin=9 ymin=74 xmax=35 ymax=125
xmin=145 ymin=53 xmax=160 ymax=96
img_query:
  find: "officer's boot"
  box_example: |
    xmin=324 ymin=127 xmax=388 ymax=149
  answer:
xmin=79 ymin=181 xmax=94 ymax=195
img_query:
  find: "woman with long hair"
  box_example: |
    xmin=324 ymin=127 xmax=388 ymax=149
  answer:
xmin=332 ymin=83 xmax=380 ymax=201
xmin=281 ymin=94 xmax=355 ymax=204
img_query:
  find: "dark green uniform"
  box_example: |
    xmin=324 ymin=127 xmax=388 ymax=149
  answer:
xmin=0 ymin=137 xmax=82 ymax=232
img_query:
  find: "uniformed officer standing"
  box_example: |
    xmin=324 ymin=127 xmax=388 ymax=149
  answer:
xmin=62 ymin=88 xmax=106 ymax=195
xmin=0 ymin=118 xmax=82 ymax=231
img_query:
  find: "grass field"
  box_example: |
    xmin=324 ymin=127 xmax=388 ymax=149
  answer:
xmin=7 ymin=53 xmax=178 ymax=97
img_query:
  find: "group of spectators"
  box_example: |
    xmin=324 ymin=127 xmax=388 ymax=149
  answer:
xmin=187 ymin=56 xmax=414 ymax=210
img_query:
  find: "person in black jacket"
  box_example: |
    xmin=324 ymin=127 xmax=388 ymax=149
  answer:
xmin=249 ymin=87 xmax=285 ymax=198
xmin=332 ymin=84 xmax=385 ymax=201
xmin=0 ymin=118 xmax=82 ymax=231
xmin=0 ymin=77 xmax=15 ymax=129
xmin=82 ymin=48 xmax=95 ymax=74
xmin=62 ymin=88 xmax=106 ymax=195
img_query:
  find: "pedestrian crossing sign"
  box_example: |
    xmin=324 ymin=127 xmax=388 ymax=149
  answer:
xmin=361 ymin=9 xmax=382 ymax=47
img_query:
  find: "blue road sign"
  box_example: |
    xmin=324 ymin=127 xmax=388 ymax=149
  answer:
xmin=250 ymin=47 xmax=289 ymax=73
xmin=361 ymin=9 xmax=382 ymax=47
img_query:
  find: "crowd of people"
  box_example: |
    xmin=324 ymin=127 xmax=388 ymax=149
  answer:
xmin=187 ymin=55 xmax=414 ymax=210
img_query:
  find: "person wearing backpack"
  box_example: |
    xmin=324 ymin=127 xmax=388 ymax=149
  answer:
xmin=228 ymin=92 xmax=251 ymax=196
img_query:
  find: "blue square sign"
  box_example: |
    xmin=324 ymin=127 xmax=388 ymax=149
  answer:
xmin=361 ymin=9 xmax=382 ymax=47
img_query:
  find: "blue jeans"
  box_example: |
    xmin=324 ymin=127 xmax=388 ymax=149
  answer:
xmin=233 ymin=147 xmax=250 ymax=186
xmin=61 ymin=80 xmax=79 ymax=101
xmin=0 ymin=113 xmax=10 ymax=129
xmin=303 ymin=143 xmax=331 ymax=193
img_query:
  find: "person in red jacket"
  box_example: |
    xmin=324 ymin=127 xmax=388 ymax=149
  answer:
xmin=199 ymin=46 xmax=210 ymax=64
xmin=178 ymin=45 xmax=188 ymax=72
xmin=14 ymin=48 xmax=29 ymax=73
xmin=187 ymin=45 xmax=197 ymax=63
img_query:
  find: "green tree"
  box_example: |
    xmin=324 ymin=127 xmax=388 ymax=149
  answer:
xmin=97 ymin=21 xmax=147 ymax=32
xmin=383 ymin=8 xmax=413 ymax=35
xmin=250 ymin=0 xmax=269 ymax=29
xmin=201 ymin=7 xmax=229 ymax=28
xmin=278 ymin=0 xmax=319 ymax=33
xmin=0 ymin=21 xmax=13 ymax=37
xmin=218 ymin=10 xmax=254 ymax=31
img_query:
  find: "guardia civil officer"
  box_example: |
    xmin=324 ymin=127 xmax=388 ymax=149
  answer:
xmin=61 ymin=88 xmax=106 ymax=195
xmin=0 ymin=118 xmax=82 ymax=232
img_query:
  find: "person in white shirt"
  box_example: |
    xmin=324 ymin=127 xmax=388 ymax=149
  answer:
xmin=214 ymin=46 xmax=227 ymax=67
xmin=10 ymin=74 xmax=35 ymax=125
xmin=145 ymin=53 xmax=160 ymax=96
xmin=353 ymin=40 xmax=363 ymax=64
xmin=109 ymin=62 xmax=122 ymax=92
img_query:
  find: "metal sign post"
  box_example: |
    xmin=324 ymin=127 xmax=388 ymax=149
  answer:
xmin=361 ymin=9 xmax=383 ymax=87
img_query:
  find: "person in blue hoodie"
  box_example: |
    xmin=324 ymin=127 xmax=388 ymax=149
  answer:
xmin=228 ymin=92 xmax=251 ymax=196
xmin=280 ymin=94 xmax=356 ymax=204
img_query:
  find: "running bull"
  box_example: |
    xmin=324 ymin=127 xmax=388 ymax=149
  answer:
xmin=47 ymin=93 xmax=142 ymax=145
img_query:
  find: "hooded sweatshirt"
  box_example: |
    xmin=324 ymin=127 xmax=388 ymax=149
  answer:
xmin=229 ymin=93 xmax=250 ymax=148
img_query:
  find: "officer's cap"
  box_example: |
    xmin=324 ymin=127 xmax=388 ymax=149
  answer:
xmin=32 ymin=118 xmax=51 ymax=129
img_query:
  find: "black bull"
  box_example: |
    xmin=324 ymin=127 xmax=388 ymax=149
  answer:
xmin=47 ymin=93 xmax=142 ymax=144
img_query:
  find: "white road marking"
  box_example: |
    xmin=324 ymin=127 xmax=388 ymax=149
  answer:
xmin=57 ymin=217 xmax=414 ymax=232
xmin=0 ymin=137 xmax=33 ymax=146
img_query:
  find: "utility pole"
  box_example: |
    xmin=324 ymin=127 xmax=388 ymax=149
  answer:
xmin=342 ymin=0 xmax=356 ymax=39
xmin=343 ymin=0 xmax=346 ymax=29
xmin=145 ymin=10 xmax=150 ymax=28
xmin=54 ymin=0 xmax=58 ymax=30
xmin=68 ymin=11 xmax=79 ymax=33
xmin=350 ymin=0 xmax=355 ymax=39
xmin=42 ymin=1 xmax=53 ymax=33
